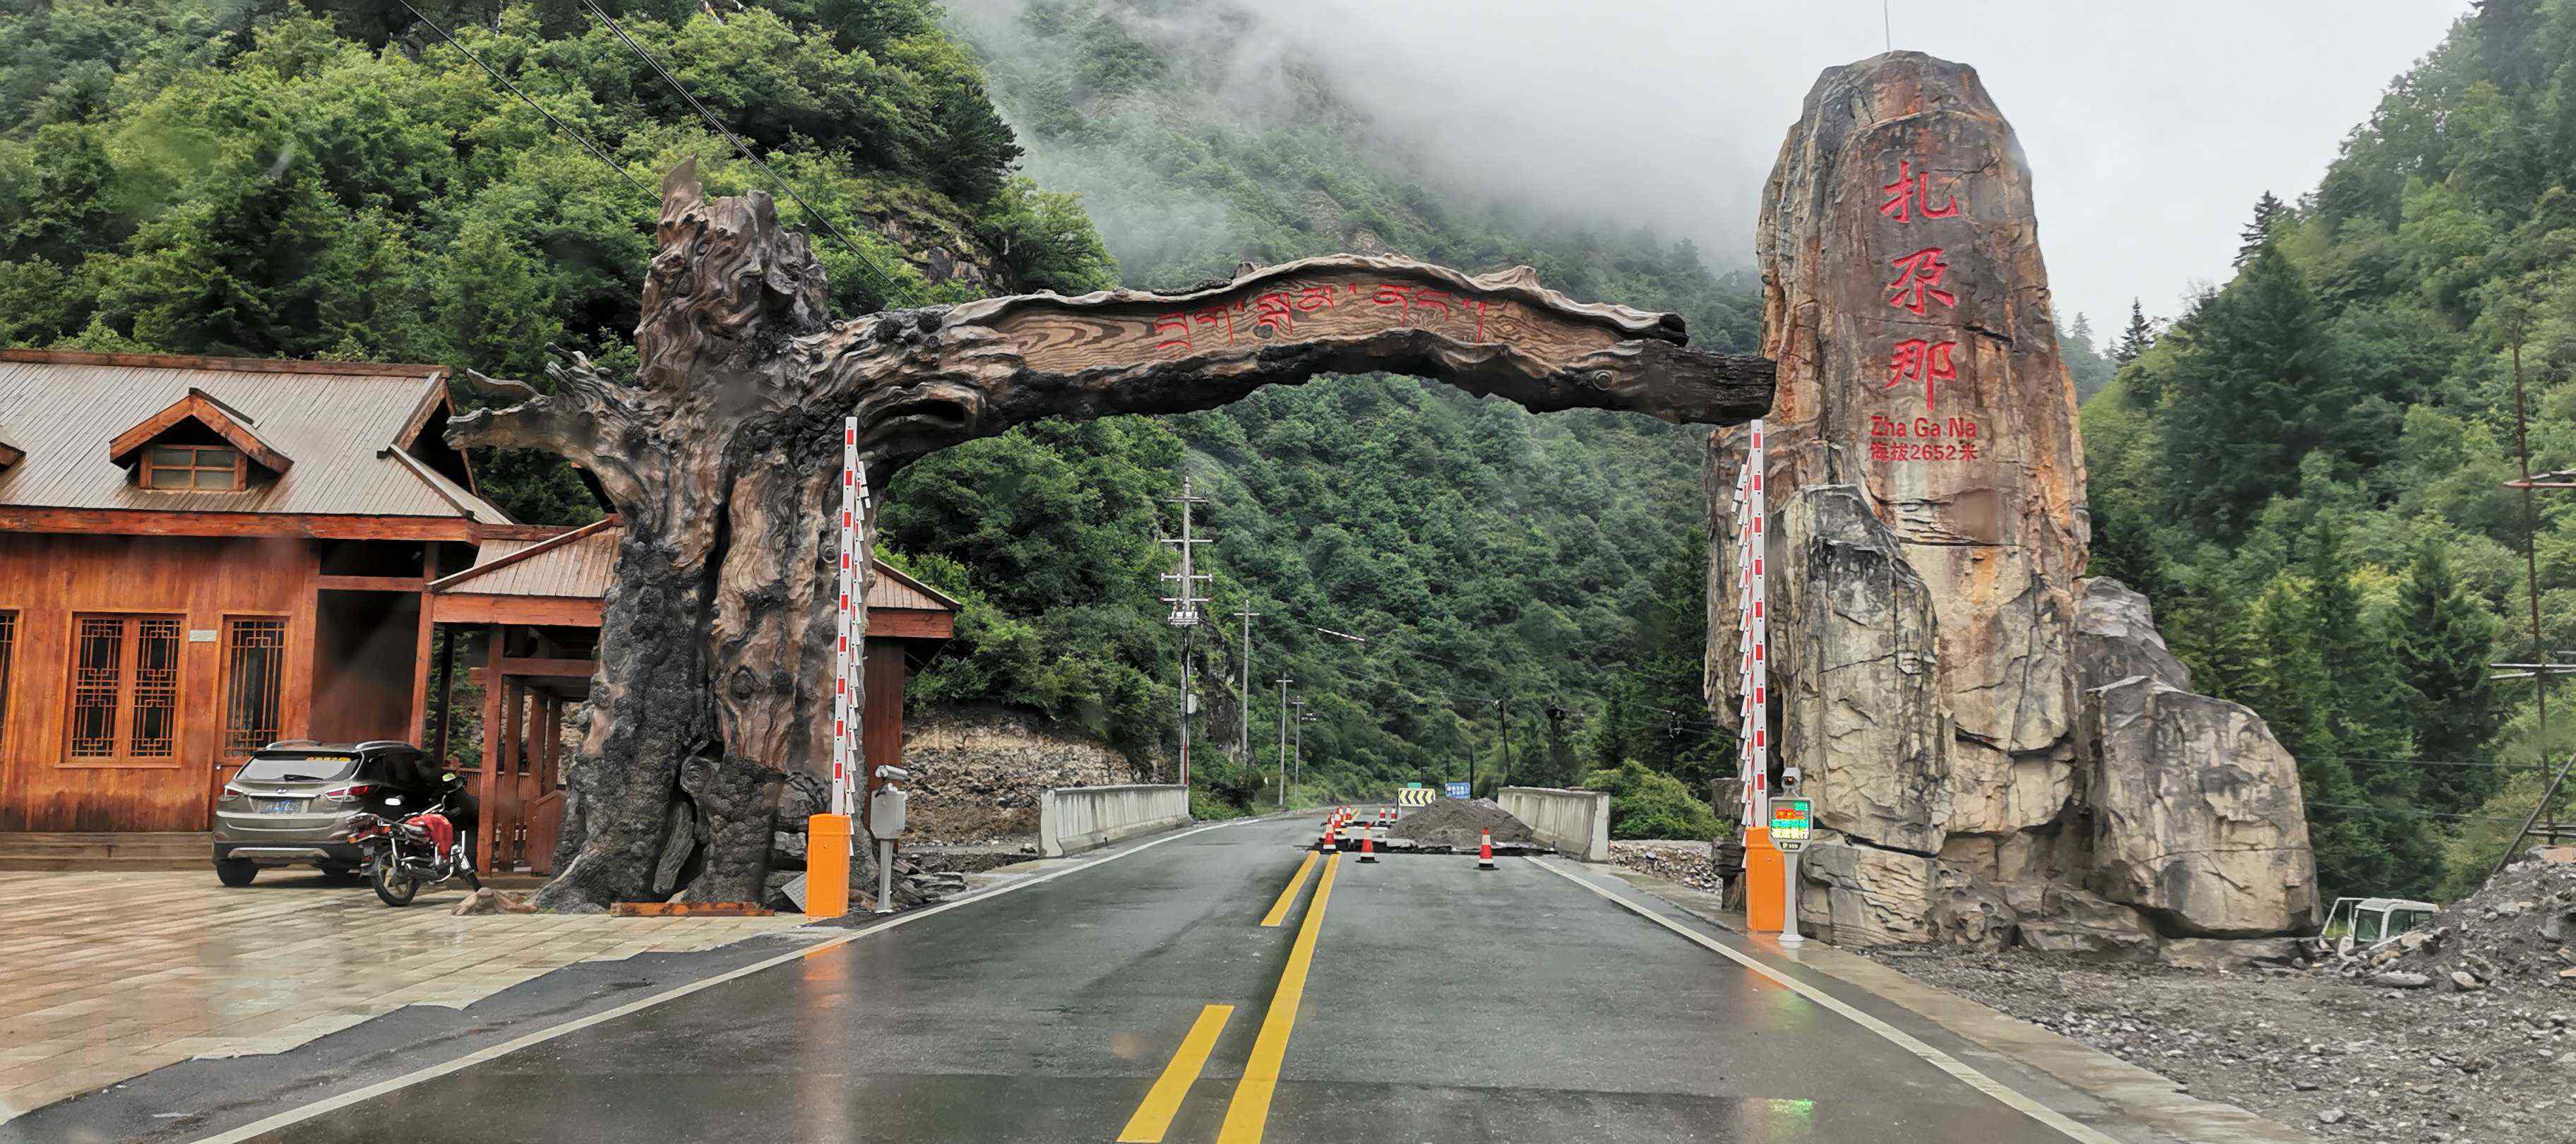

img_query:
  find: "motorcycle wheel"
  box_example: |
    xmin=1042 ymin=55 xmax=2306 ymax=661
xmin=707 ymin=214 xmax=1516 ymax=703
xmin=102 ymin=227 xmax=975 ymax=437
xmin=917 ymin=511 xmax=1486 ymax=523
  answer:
xmin=369 ymin=858 xmax=419 ymax=907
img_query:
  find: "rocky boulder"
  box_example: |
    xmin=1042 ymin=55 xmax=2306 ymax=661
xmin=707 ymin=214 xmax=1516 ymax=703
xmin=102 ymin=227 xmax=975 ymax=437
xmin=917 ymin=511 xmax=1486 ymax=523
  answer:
xmin=2074 ymin=578 xmax=2193 ymax=694
xmin=1770 ymin=486 xmax=1952 ymax=855
xmin=1796 ymin=835 xmax=1938 ymax=945
xmin=2016 ymin=886 xmax=2160 ymax=961
xmin=2082 ymin=677 xmax=2319 ymax=937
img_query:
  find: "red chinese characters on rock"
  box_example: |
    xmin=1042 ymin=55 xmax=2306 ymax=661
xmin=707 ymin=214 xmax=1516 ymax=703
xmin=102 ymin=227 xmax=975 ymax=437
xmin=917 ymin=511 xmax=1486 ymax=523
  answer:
xmin=1885 ymin=338 xmax=1956 ymax=412
xmin=1884 ymin=247 xmax=1957 ymax=317
xmin=1878 ymin=159 xmax=1960 ymax=224
xmin=1869 ymin=155 xmax=1973 ymax=459
xmin=1152 ymin=281 xmax=1494 ymax=353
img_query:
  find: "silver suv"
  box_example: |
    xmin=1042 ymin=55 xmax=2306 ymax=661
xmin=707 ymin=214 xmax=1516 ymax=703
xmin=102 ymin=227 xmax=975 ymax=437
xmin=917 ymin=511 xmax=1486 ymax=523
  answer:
xmin=213 ymin=740 xmax=452 ymax=886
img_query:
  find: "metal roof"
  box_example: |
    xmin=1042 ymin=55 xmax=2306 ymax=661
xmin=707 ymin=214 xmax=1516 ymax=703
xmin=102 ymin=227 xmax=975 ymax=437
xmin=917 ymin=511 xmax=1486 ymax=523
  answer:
xmin=433 ymin=522 xmax=958 ymax=613
xmin=0 ymin=351 xmax=512 ymax=521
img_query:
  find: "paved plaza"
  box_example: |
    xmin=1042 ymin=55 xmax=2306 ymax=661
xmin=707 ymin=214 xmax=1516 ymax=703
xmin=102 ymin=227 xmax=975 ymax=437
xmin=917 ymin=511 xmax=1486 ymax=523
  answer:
xmin=0 ymin=870 xmax=816 ymax=1123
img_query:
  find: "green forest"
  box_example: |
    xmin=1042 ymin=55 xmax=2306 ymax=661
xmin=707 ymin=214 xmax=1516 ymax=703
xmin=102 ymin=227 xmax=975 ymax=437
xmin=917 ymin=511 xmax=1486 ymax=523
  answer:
xmin=2087 ymin=1 xmax=2576 ymax=899
xmin=8 ymin=0 xmax=2571 ymax=879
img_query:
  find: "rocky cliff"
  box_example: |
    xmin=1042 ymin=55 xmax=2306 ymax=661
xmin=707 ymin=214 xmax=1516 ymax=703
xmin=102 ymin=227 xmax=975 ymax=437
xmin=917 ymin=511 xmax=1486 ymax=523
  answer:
xmin=898 ymin=705 xmax=1149 ymax=842
xmin=1710 ymin=52 xmax=2318 ymax=956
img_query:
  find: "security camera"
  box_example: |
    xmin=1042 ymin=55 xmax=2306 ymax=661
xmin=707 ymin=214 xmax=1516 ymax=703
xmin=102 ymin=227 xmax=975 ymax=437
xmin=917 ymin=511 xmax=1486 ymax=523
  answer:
xmin=874 ymin=765 xmax=912 ymax=781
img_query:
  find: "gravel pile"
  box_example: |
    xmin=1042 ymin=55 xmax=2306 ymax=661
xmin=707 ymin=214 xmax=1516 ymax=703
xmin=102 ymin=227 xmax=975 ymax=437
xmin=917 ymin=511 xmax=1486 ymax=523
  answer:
xmin=1390 ymin=799 xmax=1538 ymax=850
xmin=1874 ymin=944 xmax=2573 ymax=1142
xmin=2322 ymin=854 xmax=2576 ymax=996
xmin=1611 ymin=840 xmax=1725 ymax=893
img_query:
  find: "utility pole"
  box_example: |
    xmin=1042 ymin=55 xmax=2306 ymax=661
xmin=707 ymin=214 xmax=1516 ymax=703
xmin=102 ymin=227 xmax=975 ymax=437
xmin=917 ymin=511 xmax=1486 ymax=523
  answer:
xmin=2508 ymin=316 xmax=2549 ymax=799
xmin=1235 ymin=604 xmax=1260 ymax=766
xmin=1291 ymin=699 xmax=1308 ymax=798
xmin=1275 ymin=674 xmax=1292 ymax=807
xmin=1498 ymin=698 xmax=1513 ymax=792
xmin=1296 ymin=705 xmax=1318 ymax=797
xmin=1160 ymin=477 xmax=1210 ymax=787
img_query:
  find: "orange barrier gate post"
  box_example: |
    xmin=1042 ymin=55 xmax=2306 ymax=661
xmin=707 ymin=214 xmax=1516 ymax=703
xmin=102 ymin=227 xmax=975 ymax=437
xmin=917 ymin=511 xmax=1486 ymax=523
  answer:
xmin=1743 ymin=826 xmax=1783 ymax=934
xmin=808 ymin=813 xmax=852 ymax=918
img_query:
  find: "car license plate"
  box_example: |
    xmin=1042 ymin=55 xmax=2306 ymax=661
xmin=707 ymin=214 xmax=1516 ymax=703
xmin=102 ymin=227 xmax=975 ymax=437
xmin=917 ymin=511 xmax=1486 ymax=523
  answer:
xmin=255 ymin=798 xmax=303 ymax=814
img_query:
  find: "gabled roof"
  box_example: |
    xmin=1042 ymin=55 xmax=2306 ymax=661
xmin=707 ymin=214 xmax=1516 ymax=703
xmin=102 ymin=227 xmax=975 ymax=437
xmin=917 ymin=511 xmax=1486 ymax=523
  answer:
xmin=431 ymin=521 xmax=958 ymax=614
xmin=107 ymin=388 xmax=294 ymax=474
xmin=0 ymin=350 xmax=511 ymax=522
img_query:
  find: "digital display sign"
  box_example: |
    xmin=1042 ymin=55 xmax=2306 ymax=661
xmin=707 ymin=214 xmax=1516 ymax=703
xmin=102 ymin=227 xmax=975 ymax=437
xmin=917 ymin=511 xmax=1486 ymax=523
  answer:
xmin=1770 ymin=798 xmax=1813 ymax=850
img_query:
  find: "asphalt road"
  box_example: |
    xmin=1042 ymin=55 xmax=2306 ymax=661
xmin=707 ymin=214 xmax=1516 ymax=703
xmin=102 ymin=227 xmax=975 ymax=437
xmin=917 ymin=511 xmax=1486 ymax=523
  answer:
xmin=35 ymin=811 xmax=2139 ymax=1144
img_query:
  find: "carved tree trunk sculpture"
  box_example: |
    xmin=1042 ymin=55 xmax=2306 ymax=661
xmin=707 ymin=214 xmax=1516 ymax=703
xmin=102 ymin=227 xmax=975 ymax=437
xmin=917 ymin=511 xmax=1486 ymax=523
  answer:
xmin=455 ymin=161 xmax=1775 ymax=910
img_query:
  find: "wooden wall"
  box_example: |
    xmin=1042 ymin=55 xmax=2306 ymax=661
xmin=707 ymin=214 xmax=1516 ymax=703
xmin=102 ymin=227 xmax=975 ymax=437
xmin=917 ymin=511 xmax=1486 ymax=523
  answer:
xmin=0 ymin=533 xmax=320 ymax=830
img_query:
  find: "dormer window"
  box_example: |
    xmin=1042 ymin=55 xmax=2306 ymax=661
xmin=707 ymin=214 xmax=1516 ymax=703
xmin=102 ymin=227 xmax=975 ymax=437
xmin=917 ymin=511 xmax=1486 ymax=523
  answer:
xmin=108 ymin=388 xmax=291 ymax=494
xmin=143 ymin=445 xmax=246 ymax=491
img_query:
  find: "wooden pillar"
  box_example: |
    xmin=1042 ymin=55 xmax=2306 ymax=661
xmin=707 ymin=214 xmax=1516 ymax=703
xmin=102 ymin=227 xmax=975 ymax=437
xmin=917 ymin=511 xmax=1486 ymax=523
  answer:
xmin=478 ymin=624 xmax=503 ymax=869
xmin=404 ymin=548 xmax=440 ymax=746
xmin=428 ymin=630 xmax=457 ymax=766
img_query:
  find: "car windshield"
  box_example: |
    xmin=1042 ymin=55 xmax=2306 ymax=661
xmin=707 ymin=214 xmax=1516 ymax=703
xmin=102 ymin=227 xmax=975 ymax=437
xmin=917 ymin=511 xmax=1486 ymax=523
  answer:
xmin=236 ymin=754 xmax=360 ymax=782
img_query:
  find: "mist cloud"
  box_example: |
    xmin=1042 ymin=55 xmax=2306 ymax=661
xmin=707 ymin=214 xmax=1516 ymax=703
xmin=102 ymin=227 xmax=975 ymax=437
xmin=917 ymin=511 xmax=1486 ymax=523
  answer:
xmin=958 ymin=0 xmax=2467 ymax=335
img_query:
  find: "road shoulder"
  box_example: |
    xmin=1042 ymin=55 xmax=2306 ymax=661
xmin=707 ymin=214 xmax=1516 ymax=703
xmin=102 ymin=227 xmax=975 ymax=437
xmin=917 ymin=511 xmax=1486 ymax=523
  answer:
xmin=1570 ymin=860 xmax=2312 ymax=1144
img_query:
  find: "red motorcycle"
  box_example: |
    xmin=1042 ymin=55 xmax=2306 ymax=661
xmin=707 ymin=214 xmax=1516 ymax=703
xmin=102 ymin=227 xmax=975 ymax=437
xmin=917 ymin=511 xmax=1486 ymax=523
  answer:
xmin=348 ymin=787 xmax=481 ymax=906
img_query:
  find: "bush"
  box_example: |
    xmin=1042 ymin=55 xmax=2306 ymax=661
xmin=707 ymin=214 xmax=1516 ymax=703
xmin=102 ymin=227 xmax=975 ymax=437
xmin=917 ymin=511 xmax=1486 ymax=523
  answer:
xmin=1585 ymin=760 xmax=1720 ymax=840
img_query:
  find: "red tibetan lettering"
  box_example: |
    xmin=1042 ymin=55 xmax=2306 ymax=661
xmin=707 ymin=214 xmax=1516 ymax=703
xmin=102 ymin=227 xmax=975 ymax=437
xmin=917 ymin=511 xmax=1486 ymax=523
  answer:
xmin=1885 ymin=338 xmax=1958 ymax=413
xmin=1884 ymin=247 xmax=1957 ymax=316
xmin=1293 ymin=285 xmax=1336 ymax=312
xmin=1251 ymin=292 xmax=1297 ymax=337
xmin=1191 ymin=303 xmax=1238 ymax=346
xmin=1153 ymin=313 xmax=1191 ymax=352
xmin=1878 ymin=160 xmax=1961 ymax=224
xmin=1409 ymin=287 xmax=1455 ymax=321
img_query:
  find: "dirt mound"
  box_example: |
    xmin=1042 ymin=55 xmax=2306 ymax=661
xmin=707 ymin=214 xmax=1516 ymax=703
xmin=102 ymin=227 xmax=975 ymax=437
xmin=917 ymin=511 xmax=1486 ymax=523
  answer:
xmin=2328 ymin=851 xmax=2576 ymax=994
xmin=1390 ymin=799 xmax=1539 ymax=850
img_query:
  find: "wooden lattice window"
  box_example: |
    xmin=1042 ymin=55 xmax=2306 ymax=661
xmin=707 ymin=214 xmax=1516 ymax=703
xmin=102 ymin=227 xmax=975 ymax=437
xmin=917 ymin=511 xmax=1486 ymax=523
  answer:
xmin=222 ymin=617 xmax=287 ymax=757
xmin=68 ymin=614 xmax=181 ymax=761
xmin=142 ymin=445 xmax=245 ymax=491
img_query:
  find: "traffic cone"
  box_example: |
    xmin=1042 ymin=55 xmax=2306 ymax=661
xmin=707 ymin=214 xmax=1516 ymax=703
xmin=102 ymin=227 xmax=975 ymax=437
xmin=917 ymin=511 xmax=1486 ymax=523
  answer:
xmin=1320 ymin=821 xmax=1337 ymax=854
xmin=1358 ymin=829 xmax=1377 ymax=863
xmin=1477 ymin=828 xmax=1496 ymax=871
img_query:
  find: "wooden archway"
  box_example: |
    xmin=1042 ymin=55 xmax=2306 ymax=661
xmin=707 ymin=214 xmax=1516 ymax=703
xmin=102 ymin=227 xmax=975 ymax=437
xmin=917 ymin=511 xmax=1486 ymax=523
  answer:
xmin=455 ymin=161 xmax=1774 ymax=910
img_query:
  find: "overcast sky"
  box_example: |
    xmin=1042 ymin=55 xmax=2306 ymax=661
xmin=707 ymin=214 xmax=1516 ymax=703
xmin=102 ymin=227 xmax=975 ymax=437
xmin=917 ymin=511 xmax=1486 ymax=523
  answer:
xmin=1282 ymin=0 xmax=2469 ymax=344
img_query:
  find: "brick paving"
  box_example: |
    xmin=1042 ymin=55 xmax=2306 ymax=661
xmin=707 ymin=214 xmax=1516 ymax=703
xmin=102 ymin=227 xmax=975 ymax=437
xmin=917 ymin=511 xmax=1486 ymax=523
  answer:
xmin=0 ymin=870 xmax=813 ymax=1122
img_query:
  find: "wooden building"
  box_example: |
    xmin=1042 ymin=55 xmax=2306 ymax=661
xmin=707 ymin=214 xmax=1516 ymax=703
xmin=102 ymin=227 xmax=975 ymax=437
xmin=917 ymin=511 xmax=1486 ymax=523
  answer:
xmin=0 ymin=350 xmax=956 ymax=864
xmin=423 ymin=520 xmax=955 ymax=872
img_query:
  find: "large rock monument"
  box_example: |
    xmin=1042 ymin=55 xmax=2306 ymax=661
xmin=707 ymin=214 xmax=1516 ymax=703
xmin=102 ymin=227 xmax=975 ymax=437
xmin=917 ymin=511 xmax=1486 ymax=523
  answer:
xmin=1710 ymin=52 xmax=2319 ymax=952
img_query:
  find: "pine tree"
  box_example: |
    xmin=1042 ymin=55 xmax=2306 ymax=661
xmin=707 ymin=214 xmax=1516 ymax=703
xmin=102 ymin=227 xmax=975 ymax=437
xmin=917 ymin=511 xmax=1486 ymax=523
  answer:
xmin=2236 ymin=191 xmax=2287 ymax=266
xmin=2160 ymin=244 xmax=2343 ymax=534
xmin=2301 ymin=518 xmax=2418 ymax=792
xmin=2112 ymin=299 xmax=2156 ymax=367
xmin=2390 ymin=540 xmax=2504 ymax=814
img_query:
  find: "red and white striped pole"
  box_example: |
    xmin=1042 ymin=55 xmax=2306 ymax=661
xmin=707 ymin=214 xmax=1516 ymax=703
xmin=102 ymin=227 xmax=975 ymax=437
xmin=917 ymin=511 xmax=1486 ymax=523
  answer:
xmin=833 ymin=416 xmax=864 ymax=827
xmin=1734 ymin=419 xmax=1769 ymax=832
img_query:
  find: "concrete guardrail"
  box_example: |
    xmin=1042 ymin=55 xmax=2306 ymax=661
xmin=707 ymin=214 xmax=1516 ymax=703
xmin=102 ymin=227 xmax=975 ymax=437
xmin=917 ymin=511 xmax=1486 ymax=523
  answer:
xmin=1038 ymin=784 xmax=1191 ymax=857
xmin=1498 ymin=786 xmax=1613 ymax=862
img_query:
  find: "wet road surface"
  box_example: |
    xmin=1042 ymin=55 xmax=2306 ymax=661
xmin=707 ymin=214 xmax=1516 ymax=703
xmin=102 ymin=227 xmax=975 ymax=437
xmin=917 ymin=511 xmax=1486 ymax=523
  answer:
xmin=25 ymin=813 xmax=2149 ymax=1143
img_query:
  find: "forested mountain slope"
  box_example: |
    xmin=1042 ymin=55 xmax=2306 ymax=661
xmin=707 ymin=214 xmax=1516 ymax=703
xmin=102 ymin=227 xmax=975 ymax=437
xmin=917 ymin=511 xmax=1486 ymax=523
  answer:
xmin=2087 ymin=1 xmax=2576 ymax=898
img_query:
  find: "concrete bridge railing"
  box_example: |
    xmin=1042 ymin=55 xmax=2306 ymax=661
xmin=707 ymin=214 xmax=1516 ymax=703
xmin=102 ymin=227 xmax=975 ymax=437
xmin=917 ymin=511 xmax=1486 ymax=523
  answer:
xmin=1499 ymin=787 xmax=1613 ymax=862
xmin=1038 ymin=785 xmax=1191 ymax=857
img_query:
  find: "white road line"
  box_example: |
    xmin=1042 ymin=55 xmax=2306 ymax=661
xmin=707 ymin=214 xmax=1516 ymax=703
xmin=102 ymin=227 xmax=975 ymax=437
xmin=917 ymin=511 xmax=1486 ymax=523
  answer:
xmin=184 ymin=820 xmax=1246 ymax=1144
xmin=1529 ymin=858 xmax=2123 ymax=1144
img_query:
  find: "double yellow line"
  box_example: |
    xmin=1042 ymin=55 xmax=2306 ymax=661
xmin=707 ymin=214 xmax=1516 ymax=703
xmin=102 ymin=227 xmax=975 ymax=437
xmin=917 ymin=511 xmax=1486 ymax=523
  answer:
xmin=1116 ymin=852 xmax=1340 ymax=1144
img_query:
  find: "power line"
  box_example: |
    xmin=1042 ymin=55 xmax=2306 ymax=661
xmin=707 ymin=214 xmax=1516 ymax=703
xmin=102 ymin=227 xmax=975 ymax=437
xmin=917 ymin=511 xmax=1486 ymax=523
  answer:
xmin=395 ymin=0 xmax=650 ymax=196
xmin=576 ymin=0 xmax=893 ymax=299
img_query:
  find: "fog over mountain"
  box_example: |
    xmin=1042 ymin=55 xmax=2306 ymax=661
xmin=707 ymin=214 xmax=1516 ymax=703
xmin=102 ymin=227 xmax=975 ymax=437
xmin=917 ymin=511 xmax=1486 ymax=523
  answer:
xmin=954 ymin=0 xmax=2463 ymax=338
